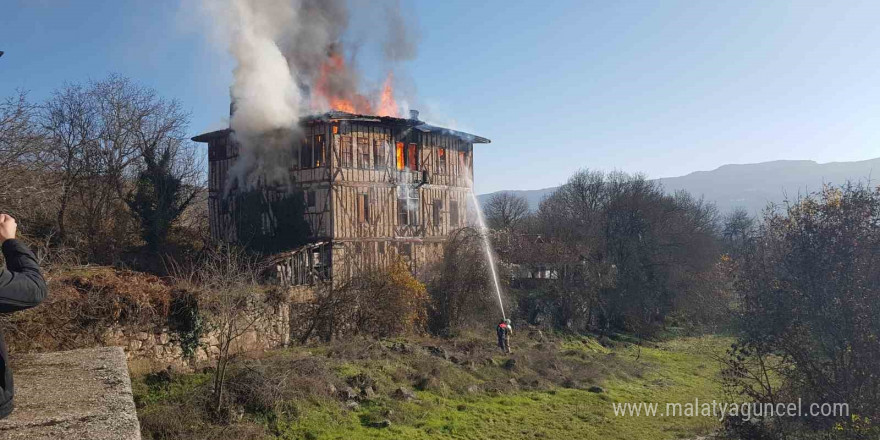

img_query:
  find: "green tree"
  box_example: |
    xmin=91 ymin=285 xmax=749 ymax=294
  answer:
xmin=126 ymin=145 xmax=198 ymax=253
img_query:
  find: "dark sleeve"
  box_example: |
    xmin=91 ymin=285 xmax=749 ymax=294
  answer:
xmin=0 ymin=239 xmax=48 ymax=313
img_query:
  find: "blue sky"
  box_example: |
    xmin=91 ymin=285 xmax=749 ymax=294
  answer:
xmin=3 ymin=0 xmax=880 ymax=194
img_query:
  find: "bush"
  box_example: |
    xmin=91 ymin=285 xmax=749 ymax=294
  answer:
xmin=724 ymin=183 xmax=880 ymax=439
xmin=1 ymin=267 xmax=178 ymax=353
xmin=426 ymin=228 xmax=508 ymax=335
xmin=226 ymin=356 xmax=333 ymax=416
xmin=294 ymin=257 xmax=428 ymax=342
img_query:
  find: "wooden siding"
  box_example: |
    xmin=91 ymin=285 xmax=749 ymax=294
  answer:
xmin=207 ymin=119 xmax=477 ymax=286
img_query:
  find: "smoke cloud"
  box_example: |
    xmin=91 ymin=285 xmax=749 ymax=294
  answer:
xmin=198 ymin=0 xmax=416 ymax=190
xmin=382 ymin=0 xmax=419 ymax=62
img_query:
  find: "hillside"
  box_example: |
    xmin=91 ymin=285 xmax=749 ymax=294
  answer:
xmin=479 ymin=157 xmax=880 ymax=214
xmin=134 ymin=332 xmax=728 ymax=439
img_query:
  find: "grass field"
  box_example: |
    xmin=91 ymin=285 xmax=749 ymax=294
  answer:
xmin=133 ymin=333 xmax=731 ymax=440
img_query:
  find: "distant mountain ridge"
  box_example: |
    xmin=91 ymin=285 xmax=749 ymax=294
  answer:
xmin=478 ymin=158 xmax=880 ymax=214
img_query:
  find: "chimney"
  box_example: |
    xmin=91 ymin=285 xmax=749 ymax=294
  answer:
xmin=409 ymin=109 xmax=420 ymax=121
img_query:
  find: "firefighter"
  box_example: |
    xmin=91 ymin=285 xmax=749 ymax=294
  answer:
xmin=496 ymin=319 xmax=513 ymax=353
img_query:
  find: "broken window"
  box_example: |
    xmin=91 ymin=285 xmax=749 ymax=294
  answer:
xmin=314 ymin=134 xmax=325 ymax=167
xmin=449 ymin=200 xmax=459 ymax=227
xmin=395 ymin=142 xmax=405 ymax=171
xmin=437 ymin=147 xmax=447 ymax=174
xmin=300 ymin=137 xmax=312 ymax=168
xmin=341 ymin=135 xmax=353 ymax=167
xmin=315 ymin=245 xmax=331 ymax=279
xmin=408 ymin=143 xmax=418 ymax=171
xmin=397 ymin=186 xmax=419 ymax=226
xmin=307 ymin=190 xmax=316 ymax=209
xmin=432 ymin=199 xmax=442 ymax=226
xmin=373 ymin=139 xmax=386 ymax=169
xmin=357 ymin=193 xmax=370 ymax=224
xmin=357 ymin=137 xmax=370 ymax=169
xmin=398 ymin=243 xmax=412 ymax=258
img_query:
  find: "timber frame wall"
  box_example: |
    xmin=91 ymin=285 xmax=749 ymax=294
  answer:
xmin=195 ymin=112 xmax=490 ymax=286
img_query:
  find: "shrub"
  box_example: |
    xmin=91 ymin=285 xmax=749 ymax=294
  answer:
xmin=294 ymin=257 xmax=428 ymax=341
xmin=1 ymin=267 xmax=177 ymax=353
xmin=724 ymin=183 xmax=880 ymax=439
xmin=426 ymin=227 xmax=507 ymax=335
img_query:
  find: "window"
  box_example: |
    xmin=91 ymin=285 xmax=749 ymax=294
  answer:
xmin=395 ymin=142 xmax=405 ymax=170
xmin=209 ymin=138 xmax=227 ymax=161
xmin=357 ymin=138 xmax=370 ymax=169
xmin=341 ymin=135 xmax=353 ymax=167
xmin=437 ymin=148 xmax=447 ymax=174
xmin=307 ymin=190 xmax=316 ymax=209
xmin=373 ymin=139 xmax=386 ymax=169
xmin=408 ymin=143 xmax=418 ymax=171
xmin=314 ymin=134 xmax=325 ymax=167
xmin=459 ymin=151 xmax=467 ymax=175
xmin=449 ymin=200 xmax=459 ymax=227
xmin=377 ymin=241 xmax=385 ymax=254
xmin=300 ymin=138 xmax=312 ymax=168
xmin=432 ymin=199 xmax=443 ymax=226
xmin=447 ymin=148 xmax=456 ymax=175
xmin=357 ymin=193 xmax=370 ymax=224
xmin=398 ymin=243 xmax=412 ymax=258
xmin=397 ymin=186 xmax=419 ymax=226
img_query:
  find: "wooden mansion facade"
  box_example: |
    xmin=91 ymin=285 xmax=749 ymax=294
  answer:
xmin=193 ymin=111 xmax=490 ymax=286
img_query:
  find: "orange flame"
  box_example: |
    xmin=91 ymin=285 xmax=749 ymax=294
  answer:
xmin=313 ymin=53 xmax=399 ymax=117
xmin=376 ymin=73 xmax=398 ymax=117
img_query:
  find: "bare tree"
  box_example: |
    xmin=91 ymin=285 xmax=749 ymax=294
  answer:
xmin=484 ymin=192 xmax=529 ymax=231
xmin=721 ymin=207 xmax=755 ymax=257
xmin=184 ymin=245 xmax=266 ymax=415
xmin=520 ymin=169 xmax=721 ymax=334
xmin=0 ymin=91 xmax=59 ymax=254
xmin=42 ymin=83 xmax=97 ymax=243
xmin=427 ymin=227 xmax=504 ymax=335
xmin=0 ymin=91 xmax=46 ymax=201
xmin=41 ymin=75 xmax=204 ymax=261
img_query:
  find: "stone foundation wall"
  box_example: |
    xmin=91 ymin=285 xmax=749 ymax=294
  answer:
xmin=103 ymin=303 xmax=291 ymax=369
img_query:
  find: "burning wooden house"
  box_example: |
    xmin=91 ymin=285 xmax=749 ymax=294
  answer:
xmin=193 ymin=110 xmax=490 ymax=286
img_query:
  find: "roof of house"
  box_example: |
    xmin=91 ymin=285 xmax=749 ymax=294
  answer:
xmin=192 ymin=111 xmax=490 ymax=144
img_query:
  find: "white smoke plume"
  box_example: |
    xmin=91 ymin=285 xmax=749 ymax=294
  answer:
xmin=198 ymin=0 xmax=416 ymax=191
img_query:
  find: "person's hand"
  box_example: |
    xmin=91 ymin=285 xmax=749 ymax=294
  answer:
xmin=0 ymin=214 xmax=17 ymax=244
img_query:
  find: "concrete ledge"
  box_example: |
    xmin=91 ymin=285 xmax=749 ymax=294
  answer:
xmin=0 ymin=347 xmax=140 ymax=440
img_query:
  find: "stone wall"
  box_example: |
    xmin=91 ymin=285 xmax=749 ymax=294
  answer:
xmin=102 ymin=303 xmax=291 ymax=369
xmin=0 ymin=347 xmax=141 ymax=440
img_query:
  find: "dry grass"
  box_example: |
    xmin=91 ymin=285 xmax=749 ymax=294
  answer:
xmin=2 ymin=266 xmax=181 ymax=353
